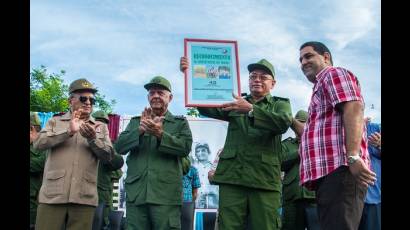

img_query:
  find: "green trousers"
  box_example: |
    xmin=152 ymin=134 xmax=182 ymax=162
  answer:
xmin=99 ymin=189 xmax=113 ymax=227
xmin=126 ymin=203 xmax=181 ymax=230
xmin=30 ymin=196 xmax=38 ymax=227
xmin=35 ymin=203 xmax=95 ymax=230
xmin=281 ymin=199 xmax=319 ymax=230
xmin=218 ymin=184 xmax=281 ymax=230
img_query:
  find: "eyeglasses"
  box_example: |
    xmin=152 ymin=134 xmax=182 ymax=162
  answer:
xmin=77 ymin=95 xmax=96 ymax=105
xmin=249 ymin=73 xmax=273 ymax=81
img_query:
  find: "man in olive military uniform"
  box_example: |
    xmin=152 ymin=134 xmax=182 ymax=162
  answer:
xmin=92 ymin=111 xmax=125 ymax=229
xmin=280 ymin=110 xmax=320 ymax=230
xmin=181 ymin=58 xmax=292 ymax=230
xmin=34 ymin=79 xmax=115 ymax=230
xmin=114 ymin=76 xmax=193 ymax=230
xmin=30 ymin=112 xmax=47 ymax=230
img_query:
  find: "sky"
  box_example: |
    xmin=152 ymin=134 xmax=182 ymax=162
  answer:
xmin=30 ymin=0 xmax=381 ymax=124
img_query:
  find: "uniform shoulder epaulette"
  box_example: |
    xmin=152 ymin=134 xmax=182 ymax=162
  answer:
xmin=53 ymin=112 xmax=65 ymax=117
xmin=131 ymin=115 xmax=141 ymax=120
xmin=273 ymin=96 xmax=290 ymax=102
xmin=174 ymin=115 xmax=186 ymax=120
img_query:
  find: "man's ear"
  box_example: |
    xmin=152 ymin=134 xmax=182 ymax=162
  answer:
xmin=323 ymin=52 xmax=332 ymax=65
xmin=270 ymin=79 xmax=276 ymax=89
xmin=169 ymin=93 xmax=173 ymax=102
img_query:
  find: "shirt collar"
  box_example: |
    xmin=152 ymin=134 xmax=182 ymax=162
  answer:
xmin=313 ymin=66 xmax=331 ymax=86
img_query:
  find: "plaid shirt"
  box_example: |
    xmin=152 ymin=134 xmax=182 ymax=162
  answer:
xmin=299 ymin=66 xmax=369 ymax=190
xmin=182 ymin=166 xmax=201 ymax=202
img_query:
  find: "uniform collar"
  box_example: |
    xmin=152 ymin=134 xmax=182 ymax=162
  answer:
xmin=163 ymin=110 xmax=175 ymax=122
xmin=245 ymin=93 xmax=272 ymax=104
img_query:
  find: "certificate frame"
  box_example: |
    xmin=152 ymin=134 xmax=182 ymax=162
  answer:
xmin=184 ymin=38 xmax=241 ymax=107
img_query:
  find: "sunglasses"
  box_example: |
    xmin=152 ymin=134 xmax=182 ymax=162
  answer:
xmin=77 ymin=96 xmax=96 ymax=105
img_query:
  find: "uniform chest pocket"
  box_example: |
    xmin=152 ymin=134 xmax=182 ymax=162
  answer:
xmin=44 ymin=169 xmax=66 ymax=197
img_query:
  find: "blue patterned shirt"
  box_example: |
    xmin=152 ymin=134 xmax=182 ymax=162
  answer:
xmin=365 ymin=122 xmax=381 ymax=204
xmin=183 ymin=166 xmax=201 ymax=202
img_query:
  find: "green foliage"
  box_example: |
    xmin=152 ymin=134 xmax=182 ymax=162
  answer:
xmin=30 ymin=65 xmax=69 ymax=112
xmin=186 ymin=107 xmax=199 ymax=117
xmin=95 ymin=92 xmax=117 ymax=114
xmin=30 ymin=65 xmax=116 ymax=114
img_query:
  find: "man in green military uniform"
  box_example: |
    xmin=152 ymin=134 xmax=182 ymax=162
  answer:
xmin=181 ymin=58 xmax=292 ymax=230
xmin=92 ymin=111 xmax=125 ymax=229
xmin=114 ymin=76 xmax=193 ymax=230
xmin=280 ymin=110 xmax=320 ymax=230
xmin=30 ymin=112 xmax=47 ymax=230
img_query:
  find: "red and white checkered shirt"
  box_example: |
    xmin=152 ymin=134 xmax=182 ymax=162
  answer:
xmin=299 ymin=66 xmax=369 ymax=190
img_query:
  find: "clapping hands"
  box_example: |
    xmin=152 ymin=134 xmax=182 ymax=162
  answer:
xmin=139 ymin=107 xmax=165 ymax=138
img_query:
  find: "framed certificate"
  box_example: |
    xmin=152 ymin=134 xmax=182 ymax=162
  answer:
xmin=184 ymin=38 xmax=241 ymax=107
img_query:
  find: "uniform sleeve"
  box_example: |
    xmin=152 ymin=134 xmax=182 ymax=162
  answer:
xmin=192 ymin=168 xmax=201 ymax=189
xmin=197 ymin=107 xmax=230 ymax=121
xmin=33 ymin=118 xmax=72 ymax=150
xmin=30 ymin=149 xmax=47 ymax=173
xmin=182 ymin=156 xmax=191 ymax=175
xmin=88 ymin=124 xmax=115 ymax=163
xmin=103 ymin=153 xmax=125 ymax=171
xmin=324 ymin=68 xmax=363 ymax=107
xmin=114 ymin=118 xmax=141 ymax=155
xmin=157 ymin=119 xmax=193 ymax=157
xmin=280 ymin=141 xmax=300 ymax=172
xmin=252 ymin=99 xmax=293 ymax=135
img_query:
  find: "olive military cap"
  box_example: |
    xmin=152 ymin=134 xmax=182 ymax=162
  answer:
xmin=195 ymin=142 xmax=210 ymax=154
xmin=144 ymin=76 xmax=172 ymax=92
xmin=30 ymin=112 xmax=41 ymax=126
xmin=295 ymin=110 xmax=308 ymax=122
xmin=69 ymin=78 xmax=98 ymax=94
xmin=92 ymin=110 xmax=109 ymax=124
xmin=247 ymin=59 xmax=275 ymax=78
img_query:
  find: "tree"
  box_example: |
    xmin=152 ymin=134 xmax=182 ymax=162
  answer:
xmin=30 ymin=65 xmax=116 ymax=114
xmin=186 ymin=107 xmax=200 ymax=117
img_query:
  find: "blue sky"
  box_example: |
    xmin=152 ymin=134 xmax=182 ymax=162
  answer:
xmin=30 ymin=0 xmax=381 ymax=123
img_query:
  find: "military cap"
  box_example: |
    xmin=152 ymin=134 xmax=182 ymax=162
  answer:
xmin=295 ymin=110 xmax=308 ymax=122
xmin=144 ymin=76 xmax=172 ymax=92
xmin=92 ymin=110 xmax=109 ymax=124
xmin=247 ymin=59 xmax=275 ymax=78
xmin=69 ymin=78 xmax=98 ymax=94
xmin=195 ymin=142 xmax=210 ymax=154
xmin=30 ymin=112 xmax=41 ymax=126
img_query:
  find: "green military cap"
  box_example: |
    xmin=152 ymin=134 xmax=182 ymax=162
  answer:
xmin=92 ymin=110 xmax=109 ymax=124
xmin=247 ymin=59 xmax=275 ymax=78
xmin=295 ymin=110 xmax=308 ymax=122
xmin=144 ymin=76 xmax=172 ymax=92
xmin=30 ymin=112 xmax=41 ymax=126
xmin=69 ymin=78 xmax=98 ymax=94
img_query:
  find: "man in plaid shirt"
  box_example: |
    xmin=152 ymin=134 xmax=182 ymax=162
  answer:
xmin=292 ymin=41 xmax=377 ymax=230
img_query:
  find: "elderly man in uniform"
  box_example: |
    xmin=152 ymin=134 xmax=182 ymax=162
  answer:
xmin=33 ymin=78 xmax=115 ymax=230
xmin=280 ymin=110 xmax=319 ymax=230
xmin=92 ymin=110 xmax=125 ymax=229
xmin=30 ymin=112 xmax=47 ymax=230
xmin=181 ymin=58 xmax=292 ymax=230
xmin=114 ymin=76 xmax=193 ymax=230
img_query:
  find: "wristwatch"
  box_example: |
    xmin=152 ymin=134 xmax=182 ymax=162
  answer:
xmin=347 ymin=155 xmax=361 ymax=165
